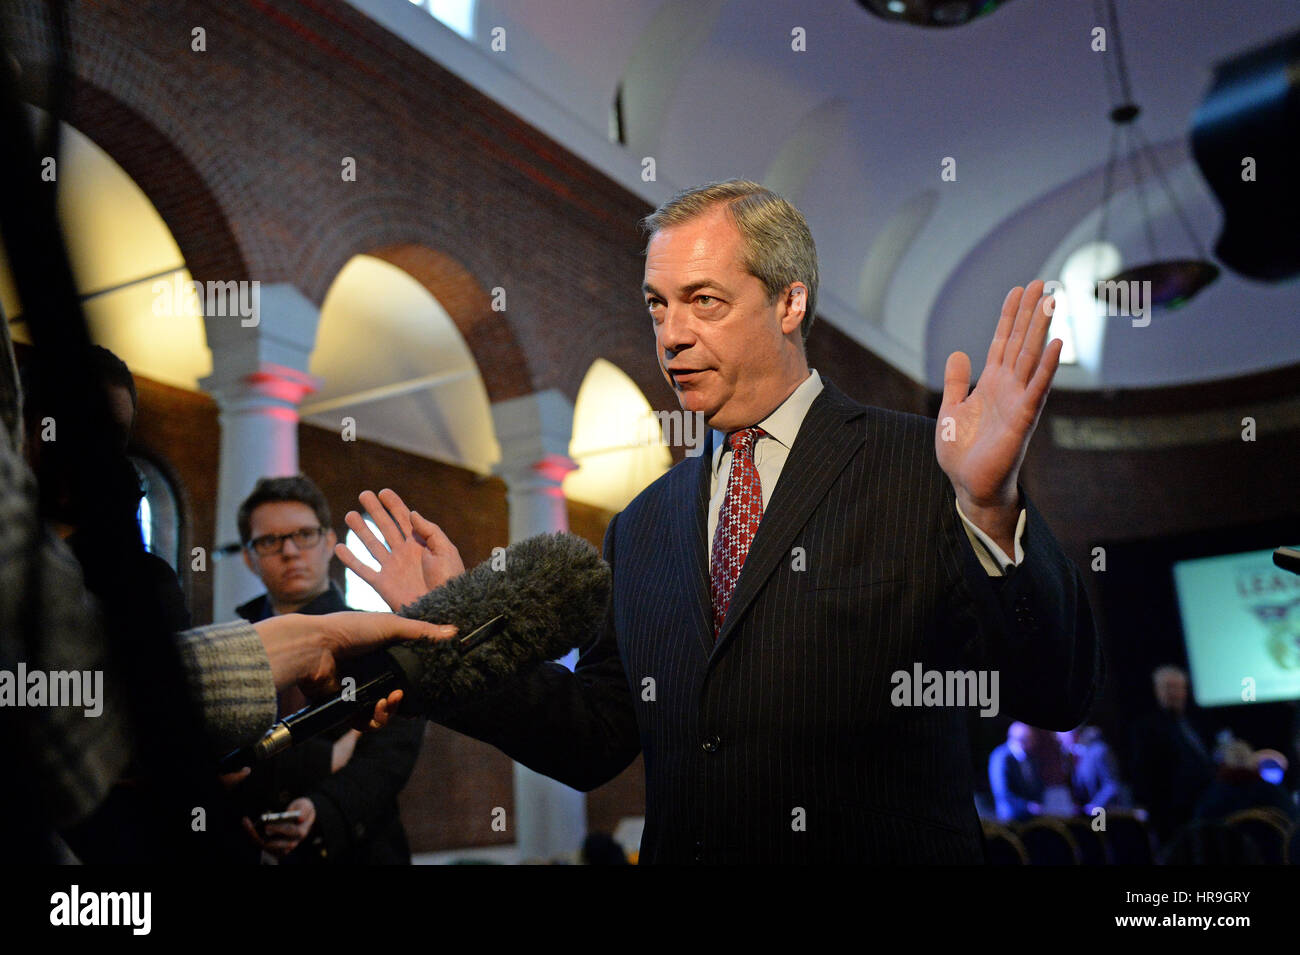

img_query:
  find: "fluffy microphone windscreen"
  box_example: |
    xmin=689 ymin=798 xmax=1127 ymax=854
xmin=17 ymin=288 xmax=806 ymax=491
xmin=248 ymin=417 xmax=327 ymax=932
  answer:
xmin=389 ymin=531 xmax=610 ymax=714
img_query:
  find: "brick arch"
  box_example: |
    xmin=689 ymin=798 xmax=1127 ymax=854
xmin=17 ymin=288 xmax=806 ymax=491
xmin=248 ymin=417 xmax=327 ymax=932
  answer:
xmin=296 ymin=200 xmax=535 ymax=403
xmin=369 ymin=243 xmax=534 ymax=404
xmin=61 ymin=82 xmax=250 ymax=287
xmin=9 ymin=40 xmax=253 ymax=289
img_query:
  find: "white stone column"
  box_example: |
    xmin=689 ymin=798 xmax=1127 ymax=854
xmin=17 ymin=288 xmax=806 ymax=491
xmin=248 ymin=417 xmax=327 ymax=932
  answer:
xmin=199 ymin=283 xmax=322 ymax=621
xmin=491 ymin=389 xmax=587 ymax=862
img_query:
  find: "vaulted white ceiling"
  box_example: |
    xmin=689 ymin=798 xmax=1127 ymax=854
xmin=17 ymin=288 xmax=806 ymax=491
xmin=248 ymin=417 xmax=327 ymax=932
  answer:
xmin=8 ymin=1 xmax=1299 ymax=515
xmin=357 ymin=0 xmax=1300 ymax=390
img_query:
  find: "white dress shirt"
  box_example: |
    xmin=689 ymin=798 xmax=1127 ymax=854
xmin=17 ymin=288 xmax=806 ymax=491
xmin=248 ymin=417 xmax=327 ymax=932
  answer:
xmin=707 ymin=370 xmax=1026 ymax=576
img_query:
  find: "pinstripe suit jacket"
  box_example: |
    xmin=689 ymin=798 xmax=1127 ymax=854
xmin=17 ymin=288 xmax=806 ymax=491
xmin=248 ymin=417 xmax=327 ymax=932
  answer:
xmin=443 ymin=378 xmax=1101 ymax=863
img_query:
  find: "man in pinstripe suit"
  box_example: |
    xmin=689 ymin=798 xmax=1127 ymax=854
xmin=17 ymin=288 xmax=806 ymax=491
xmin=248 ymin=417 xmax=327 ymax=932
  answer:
xmin=349 ymin=180 xmax=1101 ymax=863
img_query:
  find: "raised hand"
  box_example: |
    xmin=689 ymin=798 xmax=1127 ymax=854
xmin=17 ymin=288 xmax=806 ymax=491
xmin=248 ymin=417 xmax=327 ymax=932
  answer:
xmin=936 ymin=280 xmax=1062 ymax=552
xmin=334 ymin=488 xmax=466 ymax=611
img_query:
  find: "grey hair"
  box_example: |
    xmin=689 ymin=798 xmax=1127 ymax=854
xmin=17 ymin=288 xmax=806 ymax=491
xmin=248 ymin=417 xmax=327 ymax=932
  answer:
xmin=641 ymin=179 xmax=818 ymax=344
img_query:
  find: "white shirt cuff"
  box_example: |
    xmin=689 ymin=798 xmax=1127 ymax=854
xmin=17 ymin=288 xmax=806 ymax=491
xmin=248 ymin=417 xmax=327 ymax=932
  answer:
xmin=955 ymin=499 xmax=1026 ymax=576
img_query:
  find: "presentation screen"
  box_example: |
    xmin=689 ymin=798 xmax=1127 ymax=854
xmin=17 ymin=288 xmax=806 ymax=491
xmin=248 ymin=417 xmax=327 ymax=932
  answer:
xmin=1173 ymin=548 xmax=1300 ymax=707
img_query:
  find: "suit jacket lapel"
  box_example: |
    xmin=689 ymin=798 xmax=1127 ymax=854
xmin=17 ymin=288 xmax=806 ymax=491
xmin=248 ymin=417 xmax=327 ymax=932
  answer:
xmin=711 ymin=379 xmax=867 ymax=657
xmin=673 ymin=427 xmax=716 ymax=659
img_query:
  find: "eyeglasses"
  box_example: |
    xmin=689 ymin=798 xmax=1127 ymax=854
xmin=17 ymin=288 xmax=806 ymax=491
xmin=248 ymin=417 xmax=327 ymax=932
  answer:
xmin=246 ymin=526 xmax=325 ymax=556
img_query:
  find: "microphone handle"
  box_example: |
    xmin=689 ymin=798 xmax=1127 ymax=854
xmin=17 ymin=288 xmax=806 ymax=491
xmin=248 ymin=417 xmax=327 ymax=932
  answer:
xmin=215 ymin=611 xmax=507 ymax=772
xmin=279 ymin=670 xmax=402 ymax=744
xmin=217 ymin=669 xmax=402 ymax=772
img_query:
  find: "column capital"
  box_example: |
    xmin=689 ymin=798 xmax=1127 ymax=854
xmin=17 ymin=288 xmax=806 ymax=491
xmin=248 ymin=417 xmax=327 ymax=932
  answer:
xmin=490 ymin=390 xmax=578 ymax=543
xmin=494 ymin=451 xmax=578 ymax=497
xmin=200 ymin=363 xmax=321 ymax=413
xmin=491 ymin=389 xmax=577 ymax=482
xmin=201 ymin=281 xmax=321 ymax=389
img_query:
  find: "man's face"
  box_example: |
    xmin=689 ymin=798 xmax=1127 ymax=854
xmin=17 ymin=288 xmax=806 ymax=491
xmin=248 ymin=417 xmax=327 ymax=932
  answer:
xmin=642 ymin=207 xmax=807 ymax=433
xmin=1155 ymin=672 xmax=1188 ymax=713
xmin=242 ymin=501 xmax=336 ymax=607
xmin=106 ymin=384 xmax=135 ymax=442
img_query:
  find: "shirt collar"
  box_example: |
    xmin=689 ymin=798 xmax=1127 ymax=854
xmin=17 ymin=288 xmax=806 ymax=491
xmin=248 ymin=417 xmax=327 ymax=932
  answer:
xmin=712 ymin=369 xmax=823 ymax=476
xmin=235 ymin=580 xmax=348 ymax=623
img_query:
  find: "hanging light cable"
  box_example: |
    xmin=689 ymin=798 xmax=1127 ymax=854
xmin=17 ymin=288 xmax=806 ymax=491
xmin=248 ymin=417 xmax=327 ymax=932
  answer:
xmin=1091 ymin=0 xmax=1220 ymax=310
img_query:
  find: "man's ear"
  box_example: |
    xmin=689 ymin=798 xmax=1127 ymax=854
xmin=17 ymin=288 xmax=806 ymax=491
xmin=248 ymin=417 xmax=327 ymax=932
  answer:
xmin=241 ymin=547 xmax=259 ymax=578
xmin=326 ymin=527 xmax=338 ymax=551
xmin=780 ymin=283 xmax=808 ymax=337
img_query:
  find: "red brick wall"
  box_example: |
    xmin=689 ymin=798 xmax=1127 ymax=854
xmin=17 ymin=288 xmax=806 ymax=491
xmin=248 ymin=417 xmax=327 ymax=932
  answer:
xmin=11 ymin=0 xmax=671 ymax=413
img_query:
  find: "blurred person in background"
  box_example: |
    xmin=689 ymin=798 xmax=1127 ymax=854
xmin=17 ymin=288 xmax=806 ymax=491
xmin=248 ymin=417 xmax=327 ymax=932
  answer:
xmin=1193 ymin=740 xmax=1298 ymax=823
xmin=989 ymin=721 xmax=1044 ymax=822
xmin=18 ymin=345 xmax=191 ymax=633
xmin=1131 ymin=665 xmax=1217 ymax=841
xmin=1058 ymin=725 xmax=1131 ymax=814
xmin=225 ymin=475 xmax=424 ymax=864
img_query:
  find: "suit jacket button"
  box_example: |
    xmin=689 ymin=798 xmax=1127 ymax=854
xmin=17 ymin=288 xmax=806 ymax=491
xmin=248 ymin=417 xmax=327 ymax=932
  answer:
xmin=694 ymin=840 xmax=704 ymax=863
xmin=701 ymin=735 xmax=720 ymax=753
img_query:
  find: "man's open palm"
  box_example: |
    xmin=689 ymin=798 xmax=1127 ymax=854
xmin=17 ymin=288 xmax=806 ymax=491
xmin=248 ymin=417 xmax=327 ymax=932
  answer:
xmin=936 ymin=280 xmax=1062 ymax=510
xmin=334 ymin=489 xmax=465 ymax=611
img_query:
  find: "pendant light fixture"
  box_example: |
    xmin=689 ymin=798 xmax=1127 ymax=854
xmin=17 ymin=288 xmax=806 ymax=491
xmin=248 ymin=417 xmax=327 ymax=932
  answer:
xmin=1092 ymin=0 xmax=1219 ymax=310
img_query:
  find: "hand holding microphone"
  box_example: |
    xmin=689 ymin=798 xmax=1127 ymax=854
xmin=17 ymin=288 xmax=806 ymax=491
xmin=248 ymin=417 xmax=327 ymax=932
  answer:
xmin=222 ymin=507 xmax=611 ymax=771
xmin=241 ymin=612 xmax=457 ymax=755
xmin=250 ymin=610 xmax=458 ymax=695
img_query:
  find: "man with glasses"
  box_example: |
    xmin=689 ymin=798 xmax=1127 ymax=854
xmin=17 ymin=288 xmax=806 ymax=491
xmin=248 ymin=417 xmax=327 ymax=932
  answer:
xmin=229 ymin=475 xmax=424 ymax=864
xmin=238 ymin=476 xmax=343 ymax=620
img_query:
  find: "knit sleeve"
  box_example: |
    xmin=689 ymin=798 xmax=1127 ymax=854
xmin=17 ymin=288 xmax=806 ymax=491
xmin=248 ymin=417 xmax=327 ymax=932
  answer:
xmin=173 ymin=621 xmax=277 ymax=754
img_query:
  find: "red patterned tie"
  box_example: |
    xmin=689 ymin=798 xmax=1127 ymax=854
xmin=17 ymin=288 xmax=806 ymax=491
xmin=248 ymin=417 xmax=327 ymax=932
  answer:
xmin=710 ymin=427 xmax=765 ymax=638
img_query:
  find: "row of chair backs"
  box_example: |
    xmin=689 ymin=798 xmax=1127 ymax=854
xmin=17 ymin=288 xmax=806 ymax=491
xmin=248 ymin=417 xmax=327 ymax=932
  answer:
xmin=983 ymin=812 xmax=1154 ymax=865
xmin=984 ymin=808 xmax=1297 ymax=864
